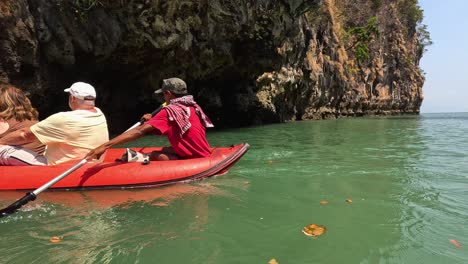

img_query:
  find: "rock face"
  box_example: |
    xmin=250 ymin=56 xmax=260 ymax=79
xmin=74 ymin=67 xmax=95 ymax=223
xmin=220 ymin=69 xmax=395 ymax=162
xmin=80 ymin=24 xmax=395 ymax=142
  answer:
xmin=0 ymin=0 xmax=425 ymax=131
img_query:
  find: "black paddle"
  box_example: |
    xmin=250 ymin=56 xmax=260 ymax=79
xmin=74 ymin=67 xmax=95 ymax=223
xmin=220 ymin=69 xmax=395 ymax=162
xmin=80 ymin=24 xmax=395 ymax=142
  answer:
xmin=0 ymin=104 xmax=166 ymax=218
xmin=0 ymin=159 xmax=88 ymax=218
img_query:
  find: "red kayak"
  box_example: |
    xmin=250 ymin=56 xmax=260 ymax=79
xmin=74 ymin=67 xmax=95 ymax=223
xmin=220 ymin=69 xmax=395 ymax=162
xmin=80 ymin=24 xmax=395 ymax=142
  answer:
xmin=0 ymin=143 xmax=249 ymax=191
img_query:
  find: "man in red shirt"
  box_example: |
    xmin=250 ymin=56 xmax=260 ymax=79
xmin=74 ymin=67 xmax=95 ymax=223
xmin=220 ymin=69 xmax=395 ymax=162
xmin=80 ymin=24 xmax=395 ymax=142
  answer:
xmin=86 ymin=78 xmax=213 ymax=161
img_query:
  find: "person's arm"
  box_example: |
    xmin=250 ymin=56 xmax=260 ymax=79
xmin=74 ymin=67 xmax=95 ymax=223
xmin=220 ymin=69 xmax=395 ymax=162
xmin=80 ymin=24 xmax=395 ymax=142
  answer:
xmin=0 ymin=127 xmax=37 ymax=146
xmin=85 ymin=123 xmax=155 ymax=160
xmin=141 ymin=113 xmax=153 ymax=121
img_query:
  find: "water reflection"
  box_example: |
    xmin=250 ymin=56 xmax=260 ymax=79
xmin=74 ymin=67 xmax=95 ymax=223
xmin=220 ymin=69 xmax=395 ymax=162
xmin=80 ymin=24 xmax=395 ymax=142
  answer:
xmin=1 ymin=114 xmax=467 ymax=263
xmin=0 ymin=178 xmax=249 ymax=263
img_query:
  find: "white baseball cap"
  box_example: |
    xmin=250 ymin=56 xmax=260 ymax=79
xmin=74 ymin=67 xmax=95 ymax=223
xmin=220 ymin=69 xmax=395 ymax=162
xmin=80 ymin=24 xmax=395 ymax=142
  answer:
xmin=64 ymin=82 xmax=96 ymax=100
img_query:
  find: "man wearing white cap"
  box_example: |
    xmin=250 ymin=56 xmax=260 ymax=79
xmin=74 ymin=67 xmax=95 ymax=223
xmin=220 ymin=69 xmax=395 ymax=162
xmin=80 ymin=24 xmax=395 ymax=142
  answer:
xmin=0 ymin=82 xmax=109 ymax=165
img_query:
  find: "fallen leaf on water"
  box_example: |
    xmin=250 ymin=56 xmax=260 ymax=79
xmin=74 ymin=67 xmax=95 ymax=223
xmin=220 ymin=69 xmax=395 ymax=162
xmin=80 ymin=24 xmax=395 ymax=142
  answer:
xmin=268 ymin=259 xmax=278 ymax=264
xmin=312 ymin=226 xmax=325 ymax=236
xmin=302 ymin=224 xmax=327 ymax=237
xmin=320 ymin=200 xmax=328 ymax=205
xmin=49 ymin=236 xmax=62 ymax=243
xmin=244 ymin=181 xmax=250 ymax=184
xmin=450 ymin=239 xmax=462 ymax=248
xmin=346 ymin=199 xmax=353 ymax=203
xmin=267 ymin=160 xmax=273 ymax=164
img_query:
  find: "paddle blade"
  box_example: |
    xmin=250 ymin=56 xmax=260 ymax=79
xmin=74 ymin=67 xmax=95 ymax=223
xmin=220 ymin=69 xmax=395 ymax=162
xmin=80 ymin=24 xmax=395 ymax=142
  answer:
xmin=0 ymin=192 xmax=36 ymax=218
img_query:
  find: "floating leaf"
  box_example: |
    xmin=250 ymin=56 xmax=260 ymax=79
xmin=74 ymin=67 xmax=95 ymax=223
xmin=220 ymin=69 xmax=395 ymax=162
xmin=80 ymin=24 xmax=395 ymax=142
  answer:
xmin=311 ymin=226 xmax=326 ymax=236
xmin=302 ymin=224 xmax=327 ymax=237
xmin=346 ymin=199 xmax=353 ymax=203
xmin=268 ymin=259 xmax=279 ymax=264
xmin=449 ymin=239 xmax=462 ymax=248
xmin=49 ymin=236 xmax=62 ymax=243
xmin=320 ymin=200 xmax=328 ymax=205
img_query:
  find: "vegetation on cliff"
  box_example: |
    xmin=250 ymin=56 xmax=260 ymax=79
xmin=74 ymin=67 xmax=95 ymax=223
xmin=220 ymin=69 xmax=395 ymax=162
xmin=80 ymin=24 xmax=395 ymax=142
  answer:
xmin=0 ymin=0 xmax=430 ymax=131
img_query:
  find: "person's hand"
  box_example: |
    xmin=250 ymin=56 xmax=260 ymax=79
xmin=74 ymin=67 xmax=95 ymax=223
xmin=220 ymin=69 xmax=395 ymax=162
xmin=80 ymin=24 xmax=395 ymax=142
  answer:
xmin=141 ymin=113 xmax=152 ymax=121
xmin=85 ymin=145 xmax=108 ymax=161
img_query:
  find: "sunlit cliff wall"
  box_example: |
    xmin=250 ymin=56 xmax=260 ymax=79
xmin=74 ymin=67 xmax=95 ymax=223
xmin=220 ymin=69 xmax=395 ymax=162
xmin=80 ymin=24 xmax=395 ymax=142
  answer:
xmin=0 ymin=0 xmax=426 ymax=131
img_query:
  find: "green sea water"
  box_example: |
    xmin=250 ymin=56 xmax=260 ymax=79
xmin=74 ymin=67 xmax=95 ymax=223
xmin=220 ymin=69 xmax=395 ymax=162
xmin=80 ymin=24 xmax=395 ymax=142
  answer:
xmin=0 ymin=113 xmax=467 ymax=263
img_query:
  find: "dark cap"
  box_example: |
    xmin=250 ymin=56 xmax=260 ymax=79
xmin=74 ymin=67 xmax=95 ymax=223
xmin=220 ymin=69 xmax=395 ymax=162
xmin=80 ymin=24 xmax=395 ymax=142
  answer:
xmin=154 ymin=78 xmax=187 ymax=95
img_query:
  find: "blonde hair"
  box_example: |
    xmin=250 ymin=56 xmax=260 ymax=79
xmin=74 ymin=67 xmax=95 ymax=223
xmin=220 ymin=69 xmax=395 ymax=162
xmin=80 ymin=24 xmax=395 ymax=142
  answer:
xmin=0 ymin=84 xmax=39 ymax=121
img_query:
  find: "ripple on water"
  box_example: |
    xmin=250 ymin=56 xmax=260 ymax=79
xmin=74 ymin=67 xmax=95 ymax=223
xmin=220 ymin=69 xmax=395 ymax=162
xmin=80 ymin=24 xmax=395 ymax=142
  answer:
xmin=2 ymin=113 xmax=468 ymax=263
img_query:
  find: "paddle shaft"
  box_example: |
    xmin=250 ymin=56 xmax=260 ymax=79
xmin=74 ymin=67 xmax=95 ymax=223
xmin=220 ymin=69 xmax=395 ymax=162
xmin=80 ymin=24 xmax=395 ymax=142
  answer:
xmin=33 ymin=159 xmax=87 ymax=195
xmin=125 ymin=104 xmax=165 ymax=132
xmin=0 ymin=105 xmax=165 ymax=218
xmin=0 ymin=159 xmax=87 ymax=218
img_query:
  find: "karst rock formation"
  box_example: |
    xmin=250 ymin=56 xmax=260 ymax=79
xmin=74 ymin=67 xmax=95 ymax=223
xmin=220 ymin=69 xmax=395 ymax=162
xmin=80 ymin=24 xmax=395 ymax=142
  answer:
xmin=0 ymin=0 xmax=426 ymax=131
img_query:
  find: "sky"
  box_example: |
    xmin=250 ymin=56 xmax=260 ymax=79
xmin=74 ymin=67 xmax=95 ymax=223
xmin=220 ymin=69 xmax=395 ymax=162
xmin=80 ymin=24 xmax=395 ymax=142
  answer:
xmin=418 ymin=0 xmax=468 ymax=113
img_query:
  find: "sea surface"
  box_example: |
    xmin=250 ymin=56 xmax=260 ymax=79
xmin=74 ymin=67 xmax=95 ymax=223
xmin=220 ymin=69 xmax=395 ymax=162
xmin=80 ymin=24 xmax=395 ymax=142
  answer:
xmin=0 ymin=113 xmax=467 ymax=263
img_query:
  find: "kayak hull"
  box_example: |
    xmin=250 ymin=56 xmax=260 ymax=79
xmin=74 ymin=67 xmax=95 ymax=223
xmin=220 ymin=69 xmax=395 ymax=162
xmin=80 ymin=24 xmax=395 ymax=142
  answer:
xmin=0 ymin=143 xmax=249 ymax=191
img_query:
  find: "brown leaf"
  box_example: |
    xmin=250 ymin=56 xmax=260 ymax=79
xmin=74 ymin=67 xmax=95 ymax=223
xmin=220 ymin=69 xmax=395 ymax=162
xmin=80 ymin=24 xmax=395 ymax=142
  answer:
xmin=302 ymin=224 xmax=327 ymax=237
xmin=49 ymin=236 xmax=62 ymax=243
xmin=311 ymin=226 xmax=325 ymax=236
xmin=268 ymin=258 xmax=279 ymax=264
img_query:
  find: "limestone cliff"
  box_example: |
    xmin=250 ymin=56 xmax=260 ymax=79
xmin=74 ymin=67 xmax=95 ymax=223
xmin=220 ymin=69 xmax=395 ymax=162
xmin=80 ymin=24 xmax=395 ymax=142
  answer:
xmin=0 ymin=0 xmax=427 ymax=131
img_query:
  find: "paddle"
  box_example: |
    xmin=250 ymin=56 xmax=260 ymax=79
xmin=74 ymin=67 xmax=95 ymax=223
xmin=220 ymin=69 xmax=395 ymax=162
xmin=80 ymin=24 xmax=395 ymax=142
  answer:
xmin=0 ymin=104 xmax=166 ymax=218
xmin=125 ymin=103 xmax=166 ymax=132
xmin=0 ymin=159 xmax=88 ymax=218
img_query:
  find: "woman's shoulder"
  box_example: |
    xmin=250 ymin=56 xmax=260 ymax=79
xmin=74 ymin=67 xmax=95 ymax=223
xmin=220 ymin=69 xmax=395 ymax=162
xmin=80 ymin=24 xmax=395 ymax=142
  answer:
xmin=0 ymin=120 xmax=9 ymax=135
xmin=0 ymin=119 xmax=38 ymax=137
